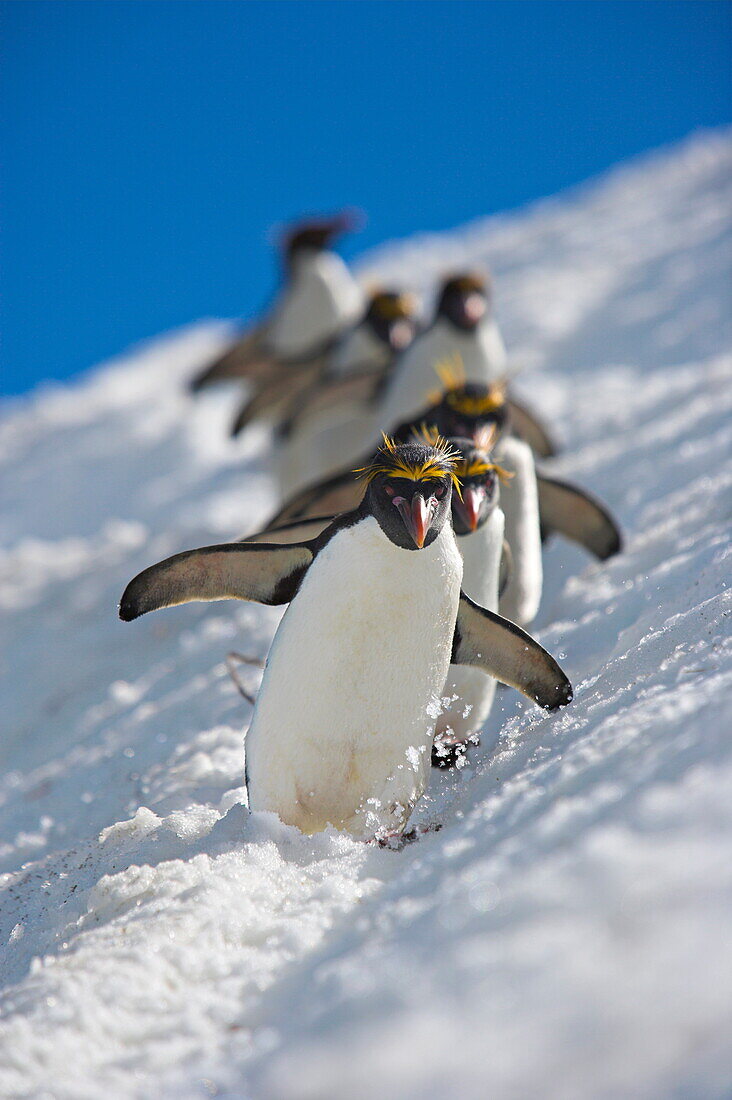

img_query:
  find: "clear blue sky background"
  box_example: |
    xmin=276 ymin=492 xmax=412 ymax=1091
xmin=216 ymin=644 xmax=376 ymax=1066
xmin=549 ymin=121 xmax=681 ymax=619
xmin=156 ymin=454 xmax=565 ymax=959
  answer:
xmin=2 ymin=0 xmax=730 ymax=395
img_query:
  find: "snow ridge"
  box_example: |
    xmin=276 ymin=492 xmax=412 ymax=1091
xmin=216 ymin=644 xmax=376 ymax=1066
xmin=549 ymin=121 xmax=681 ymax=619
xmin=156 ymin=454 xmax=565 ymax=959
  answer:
xmin=1 ymin=130 xmax=731 ymax=1099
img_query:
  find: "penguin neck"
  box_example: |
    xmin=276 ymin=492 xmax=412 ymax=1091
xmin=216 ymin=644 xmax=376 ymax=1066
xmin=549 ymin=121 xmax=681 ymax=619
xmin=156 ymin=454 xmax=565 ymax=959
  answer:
xmin=269 ymin=250 xmax=362 ymax=356
xmin=288 ymin=247 xmax=354 ymax=292
xmin=429 ymin=315 xmax=506 ymax=380
xmin=353 ymin=506 xmax=461 ymax=566
xmin=289 ymin=246 xmax=331 ymax=276
xmin=457 ymin=506 xmax=504 ymax=609
xmin=330 ymin=322 xmax=390 ymax=376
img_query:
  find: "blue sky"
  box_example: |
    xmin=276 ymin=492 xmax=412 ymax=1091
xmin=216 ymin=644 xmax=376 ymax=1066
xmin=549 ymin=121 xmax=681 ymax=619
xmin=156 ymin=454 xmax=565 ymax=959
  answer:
xmin=2 ymin=0 xmax=730 ymax=396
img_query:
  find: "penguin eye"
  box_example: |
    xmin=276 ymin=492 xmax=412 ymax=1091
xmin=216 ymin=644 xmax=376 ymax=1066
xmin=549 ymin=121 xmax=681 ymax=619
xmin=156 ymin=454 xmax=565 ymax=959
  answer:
xmin=383 ymin=484 xmax=396 ymax=498
xmin=434 ymin=483 xmax=447 ymax=500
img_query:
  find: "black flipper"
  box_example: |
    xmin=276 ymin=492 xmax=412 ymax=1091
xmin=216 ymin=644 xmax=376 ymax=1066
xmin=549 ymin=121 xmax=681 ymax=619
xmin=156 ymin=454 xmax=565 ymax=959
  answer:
xmin=507 ymin=398 xmax=558 ymax=458
xmin=282 ymin=363 xmax=386 ymax=438
xmin=452 ymin=592 xmax=572 ymax=710
xmin=266 ymin=468 xmax=364 ymax=527
xmin=230 ymin=358 xmax=327 ymax=437
xmin=190 ymin=326 xmax=271 ymax=391
xmin=119 ymin=543 xmax=313 ymax=621
xmin=499 ymin=539 xmax=513 ymax=598
xmin=537 ymin=473 xmax=622 ymax=560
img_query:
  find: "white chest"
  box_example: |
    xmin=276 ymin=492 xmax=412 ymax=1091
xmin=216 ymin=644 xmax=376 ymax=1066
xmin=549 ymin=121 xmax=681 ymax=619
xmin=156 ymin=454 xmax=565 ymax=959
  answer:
xmin=277 ymin=324 xmax=386 ymax=495
xmin=380 ymin=317 xmax=508 ymax=426
xmin=438 ymin=508 xmax=505 ymax=740
xmin=269 ymin=252 xmax=363 ymax=356
xmin=329 ymin=324 xmax=388 ymax=376
xmin=495 ymin=436 xmax=542 ymax=626
xmin=245 ymin=519 xmax=463 ymax=839
xmin=459 ymin=506 xmax=505 ymax=609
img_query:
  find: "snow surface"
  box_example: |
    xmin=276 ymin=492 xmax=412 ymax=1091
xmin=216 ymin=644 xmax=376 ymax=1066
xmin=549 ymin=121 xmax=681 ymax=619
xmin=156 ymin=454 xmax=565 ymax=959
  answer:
xmin=1 ymin=130 xmax=731 ymax=1099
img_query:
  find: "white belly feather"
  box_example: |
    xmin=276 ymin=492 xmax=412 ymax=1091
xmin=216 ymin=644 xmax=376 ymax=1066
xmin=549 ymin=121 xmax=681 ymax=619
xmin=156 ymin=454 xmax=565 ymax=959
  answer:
xmin=379 ymin=318 xmax=508 ymax=429
xmin=438 ymin=507 xmax=504 ymax=739
xmin=496 ymin=436 xmax=542 ymax=626
xmin=268 ymin=252 xmax=363 ymax=357
xmin=278 ymin=326 xmax=387 ymax=497
xmin=328 ymin=324 xmax=387 ymax=377
xmin=245 ymin=518 xmax=463 ymax=838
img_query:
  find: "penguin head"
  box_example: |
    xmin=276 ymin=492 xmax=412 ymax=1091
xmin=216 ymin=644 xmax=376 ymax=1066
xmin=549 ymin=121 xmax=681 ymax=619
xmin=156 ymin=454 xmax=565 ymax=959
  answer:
xmin=426 ymin=379 xmax=509 ymax=442
xmin=356 ymin=436 xmax=461 ymax=551
xmin=363 ymin=290 xmax=419 ymax=351
xmin=283 ymin=210 xmax=361 ymax=266
xmin=448 ymin=435 xmax=507 ymax=535
xmin=436 ymin=272 xmax=491 ymax=331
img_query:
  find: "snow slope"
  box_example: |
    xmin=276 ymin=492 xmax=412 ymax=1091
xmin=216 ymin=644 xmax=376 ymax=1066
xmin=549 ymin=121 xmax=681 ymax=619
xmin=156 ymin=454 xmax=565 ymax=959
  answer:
xmin=1 ymin=130 xmax=731 ymax=1099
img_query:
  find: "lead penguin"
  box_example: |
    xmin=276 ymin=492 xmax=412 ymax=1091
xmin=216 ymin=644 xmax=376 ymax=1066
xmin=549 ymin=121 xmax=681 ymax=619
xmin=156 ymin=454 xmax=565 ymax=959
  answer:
xmin=243 ymin=430 xmax=513 ymax=768
xmin=119 ymin=438 xmax=572 ymax=842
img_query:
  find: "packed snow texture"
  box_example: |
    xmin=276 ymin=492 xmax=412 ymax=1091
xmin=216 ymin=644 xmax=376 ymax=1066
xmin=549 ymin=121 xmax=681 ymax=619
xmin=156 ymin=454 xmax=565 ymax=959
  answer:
xmin=1 ymin=130 xmax=731 ymax=1099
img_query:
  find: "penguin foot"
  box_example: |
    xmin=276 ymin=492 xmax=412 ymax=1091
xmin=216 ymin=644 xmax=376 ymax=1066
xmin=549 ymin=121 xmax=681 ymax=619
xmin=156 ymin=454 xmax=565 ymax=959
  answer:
xmin=431 ymin=731 xmax=481 ymax=770
xmin=374 ymin=822 xmax=443 ymax=850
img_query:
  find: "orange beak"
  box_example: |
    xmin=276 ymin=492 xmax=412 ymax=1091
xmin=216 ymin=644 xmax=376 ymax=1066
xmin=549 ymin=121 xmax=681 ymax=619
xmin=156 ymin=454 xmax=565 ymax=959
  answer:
xmin=395 ymin=493 xmax=430 ymax=549
xmin=453 ymin=485 xmax=484 ymax=532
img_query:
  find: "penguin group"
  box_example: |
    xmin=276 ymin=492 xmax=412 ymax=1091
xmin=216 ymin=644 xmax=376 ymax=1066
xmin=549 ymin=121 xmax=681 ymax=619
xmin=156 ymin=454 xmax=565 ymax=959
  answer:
xmin=121 ymin=210 xmax=622 ymax=843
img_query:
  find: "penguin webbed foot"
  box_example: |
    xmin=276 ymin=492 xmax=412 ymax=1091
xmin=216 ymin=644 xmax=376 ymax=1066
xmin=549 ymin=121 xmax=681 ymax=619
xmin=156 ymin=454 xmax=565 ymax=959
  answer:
xmin=431 ymin=730 xmax=481 ymax=769
xmin=373 ymin=822 xmax=443 ymax=849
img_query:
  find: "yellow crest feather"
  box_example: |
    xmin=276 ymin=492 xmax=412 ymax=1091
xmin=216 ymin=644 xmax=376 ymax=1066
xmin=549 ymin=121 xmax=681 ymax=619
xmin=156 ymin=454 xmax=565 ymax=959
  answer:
xmin=367 ymin=290 xmax=419 ymax=320
xmin=433 ymin=353 xmax=466 ymax=391
xmin=427 ymin=355 xmax=507 ymax=415
xmin=355 ymin=431 xmax=463 ymax=497
xmin=455 ymin=456 xmax=514 ymax=484
xmin=454 ymin=425 xmax=513 ymax=484
xmin=378 ymin=293 xmax=417 ymax=320
xmin=410 ymin=422 xmax=442 ymax=447
xmin=444 ymin=379 xmax=507 ymax=416
xmin=473 ymin=424 xmax=499 ymax=452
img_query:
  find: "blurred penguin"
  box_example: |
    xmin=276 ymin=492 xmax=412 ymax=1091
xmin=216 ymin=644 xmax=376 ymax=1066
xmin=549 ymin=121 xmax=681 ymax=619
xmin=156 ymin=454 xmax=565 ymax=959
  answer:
xmin=377 ymin=271 xmax=507 ymax=431
xmin=260 ymin=269 xmax=555 ymax=482
xmin=191 ymin=210 xmax=364 ymax=391
xmin=255 ymin=366 xmax=620 ymax=629
xmin=227 ymin=290 xmax=419 ymax=496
